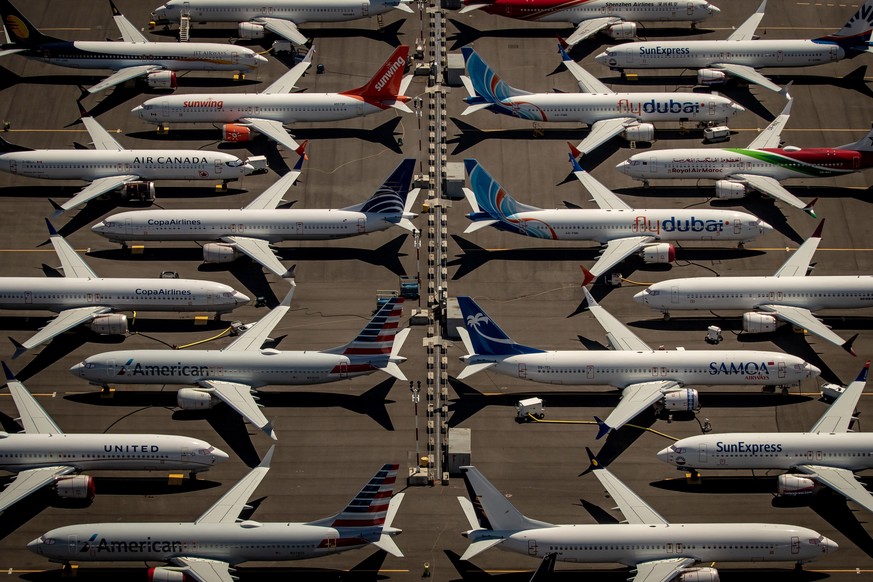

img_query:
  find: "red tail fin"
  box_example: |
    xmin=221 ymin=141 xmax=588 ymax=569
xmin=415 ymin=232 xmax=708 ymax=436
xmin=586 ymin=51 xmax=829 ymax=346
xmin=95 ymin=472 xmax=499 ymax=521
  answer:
xmin=341 ymin=46 xmax=410 ymax=100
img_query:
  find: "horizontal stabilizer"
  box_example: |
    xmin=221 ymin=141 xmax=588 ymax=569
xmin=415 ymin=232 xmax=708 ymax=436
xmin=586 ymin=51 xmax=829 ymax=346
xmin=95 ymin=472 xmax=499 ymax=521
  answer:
xmin=464 ymin=220 xmax=497 ymax=234
xmin=456 ymin=362 xmax=495 ymax=380
xmin=372 ymin=534 xmax=403 ymax=557
xmin=460 ymin=538 xmax=503 ymax=561
xmin=463 ymin=103 xmax=492 ymax=115
xmin=380 ymin=362 xmax=407 ymax=382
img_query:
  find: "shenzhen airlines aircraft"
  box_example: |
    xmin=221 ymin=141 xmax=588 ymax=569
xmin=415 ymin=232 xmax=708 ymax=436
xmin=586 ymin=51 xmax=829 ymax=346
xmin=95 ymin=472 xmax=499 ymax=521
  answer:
xmin=456 ymin=453 xmax=837 ymax=580
xmin=461 ymin=47 xmax=745 ymax=157
xmin=455 ymin=290 xmax=819 ymax=438
xmin=4 ymin=220 xmax=249 ymax=359
xmin=659 ymin=363 xmax=873 ymax=512
xmin=0 ymin=0 xmax=267 ymax=94
xmin=595 ymin=0 xmax=873 ymax=92
xmin=463 ymin=155 xmax=770 ymax=286
xmin=634 ymin=220 xmax=870 ymax=354
xmin=28 ymin=448 xmax=406 ymax=581
xmin=91 ymin=156 xmax=419 ymax=280
xmin=131 ymin=46 xmax=413 ymax=152
xmin=0 ymin=363 xmax=228 ymax=515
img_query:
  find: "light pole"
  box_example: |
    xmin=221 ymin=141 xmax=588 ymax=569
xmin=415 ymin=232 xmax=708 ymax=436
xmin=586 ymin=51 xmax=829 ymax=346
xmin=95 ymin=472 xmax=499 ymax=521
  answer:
xmin=410 ymin=380 xmax=421 ymax=473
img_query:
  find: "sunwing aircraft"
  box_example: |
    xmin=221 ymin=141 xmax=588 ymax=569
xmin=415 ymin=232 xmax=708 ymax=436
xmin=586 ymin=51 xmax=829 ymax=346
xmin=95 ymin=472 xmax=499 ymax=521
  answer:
xmin=455 ymin=291 xmax=820 ymax=439
xmin=456 ymin=454 xmax=837 ymax=580
xmin=0 ymin=362 xmax=228 ymax=515
xmin=595 ymin=0 xmax=873 ymax=92
xmin=4 ymin=220 xmax=249 ymax=360
xmin=131 ymin=46 xmax=413 ymax=152
xmin=28 ymin=448 xmax=406 ymax=581
xmin=0 ymin=0 xmax=267 ymax=95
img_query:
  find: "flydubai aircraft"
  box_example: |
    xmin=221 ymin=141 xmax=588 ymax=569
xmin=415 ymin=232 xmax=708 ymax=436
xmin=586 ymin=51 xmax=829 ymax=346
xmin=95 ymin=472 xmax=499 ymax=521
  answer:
xmin=0 ymin=362 xmax=228 ymax=515
xmin=4 ymin=220 xmax=249 ymax=360
xmin=595 ymin=0 xmax=873 ymax=92
xmin=461 ymin=46 xmax=745 ymax=156
xmin=634 ymin=220 xmax=869 ymax=354
xmin=91 ymin=156 xmax=419 ymax=280
xmin=462 ymin=155 xmax=770 ymax=286
xmin=455 ymin=290 xmax=820 ymax=439
xmin=456 ymin=452 xmax=837 ymax=579
xmin=0 ymin=0 xmax=267 ymax=95
xmin=28 ymin=448 xmax=406 ymax=580
xmin=131 ymin=46 xmax=413 ymax=152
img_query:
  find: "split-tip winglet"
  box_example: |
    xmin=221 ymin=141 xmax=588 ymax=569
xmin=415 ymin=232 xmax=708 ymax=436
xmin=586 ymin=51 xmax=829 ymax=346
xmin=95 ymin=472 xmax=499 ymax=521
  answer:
xmin=857 ymin=360 xmax=871 ymax=382
xmin=1 ymin=361 xmax=14 ymax=381
xmin=8 ymin=337 xmax=26 ymax=360
xmin=843 ymin=333 xmax=859 ymax=357
xmin=594 ymin=416 xmax=611 ymax=440
xmin=811 ymin=216 xmax=825 ymax=238
xmin=259 ymin=444 xmax=276 ymax=466
xmin=580 ymin=265 xmax=595 ymax=287
xmin=44 ymin=218 xmax=59 ymax=236
xmin=557 ymin=36 xmax=570 ymax=51
xmin=579 ymin=446 xmax=602 ymax=476
xmin=294 ymin=139 xmax=309 ymax=162
xmin=557 ymin=42 xmax=571 ymax=59
xmin=109 ymin=0 xmax=122 ymax=16
xmin=804 ymin=199 xmax=819 ymax=219
xmin=567 ymin=142 xmax=582 ymax=160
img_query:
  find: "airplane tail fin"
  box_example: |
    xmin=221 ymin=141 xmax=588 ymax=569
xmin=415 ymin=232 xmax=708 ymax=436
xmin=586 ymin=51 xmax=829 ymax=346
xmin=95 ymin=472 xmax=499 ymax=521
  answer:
xmin=460 ymin=47 xmax=531 ymax=111
xmin=462 ymin=159 xmax=541 ymax=234
xmin=326 ymin=297 xmax=407 ymax=379
xmin=342 ymin=158 xmax=416 ymax=219
xmin=837 ymin=124 xmax=873 ymax=150
xmin=814 ymin=0 xmax=873 ymax=47
xmin=340 ymin=46 xmax=412 ymax=111
xmin=456 ymin=296 xmax=544 ymax=356
xmin=0 ymin=134 xmax=30 ymax=153
xmin=0 ymin=0 xmax=63 ymax=46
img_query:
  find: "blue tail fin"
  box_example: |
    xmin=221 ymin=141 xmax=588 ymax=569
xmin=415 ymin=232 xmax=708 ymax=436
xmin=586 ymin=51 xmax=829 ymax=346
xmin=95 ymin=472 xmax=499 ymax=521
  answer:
xmin=344 ymin=159 xmax=415 ymax=214
xmin=815 ymin=0 xmax=873 ymax=46
xmin=461 ymin=47 xmax=531 ymax=104
xmin=464 ymin=159 xmax=542 ymax=223
xmin=457 ymin=296 xmax=544 ymax=356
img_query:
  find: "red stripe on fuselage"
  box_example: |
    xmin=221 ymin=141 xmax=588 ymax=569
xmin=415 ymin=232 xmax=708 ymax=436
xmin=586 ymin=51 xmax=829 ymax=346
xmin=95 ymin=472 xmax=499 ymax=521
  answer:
xmin=761 ymin=147 xmax=873 ymax=169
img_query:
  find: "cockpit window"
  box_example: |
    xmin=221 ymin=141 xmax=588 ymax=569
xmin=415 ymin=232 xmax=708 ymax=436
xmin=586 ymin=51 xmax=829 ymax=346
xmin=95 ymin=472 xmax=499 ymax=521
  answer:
xmin=225 ymin=160 xmax=244 ymax=168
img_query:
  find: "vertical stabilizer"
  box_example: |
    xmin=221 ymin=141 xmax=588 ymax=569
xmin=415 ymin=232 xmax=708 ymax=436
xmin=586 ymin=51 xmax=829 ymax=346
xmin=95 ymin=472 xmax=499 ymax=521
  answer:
xmin=459 ymin=466 xmax=553 ymax=531
xmin=461 ymin=47 xmax=532 ymax=104
xmin=464 ymin=159 xmax=542 ymax=224
xmin=0 ymin=0 xmax=62 ymax=46
xmin=457 ymin=297 xmax=544 ymax=356
xmin=340 ymin=46 xmax=411 ymax=100
xmin=815 ymin=0 xmax=873 ymax=45
xmin=837 ymin=124 xmax=873 ymax=151
xmin=343 ymin=158 xmax=416 ymax=214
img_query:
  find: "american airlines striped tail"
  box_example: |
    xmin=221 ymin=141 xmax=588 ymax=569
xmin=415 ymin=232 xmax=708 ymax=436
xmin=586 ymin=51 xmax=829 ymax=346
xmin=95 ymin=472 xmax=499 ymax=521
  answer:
xmin=815 ymin=0 xmax=873 ymax=47
xmin=339 ymin=46 xmax=413 ymax=111
xmin=460 ymin=47 xmax=531 ymax=114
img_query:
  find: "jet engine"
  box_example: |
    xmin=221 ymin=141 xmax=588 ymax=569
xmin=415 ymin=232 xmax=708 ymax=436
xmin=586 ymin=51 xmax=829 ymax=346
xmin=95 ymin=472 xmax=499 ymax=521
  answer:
xmin=677 ymin=567 xmax=720 ymax=582
xmin=222 ymin=124 xmax=253 ymax=143
xmin=148 ymin=568 xmax=191 ymax=582
xmin=53 ymin=475 xmax=95 ymax=500
xmin=177 ymin=388 xmax=219 ymax=410
xmin=697 ymin=68 xmax=727 ymax=85
xmin=639 ymin=243 xmax=675 ymax=264
xmin=146 ymin=70 xmax=177 ymax=89
xmin=776 ymin=474 xmax=818 ymax=496
xmin=742 ymin=312 xmax=782 ymax=334
xmin=714 ymin=179 xmax=748 ymax=199
xmin=621 ymin=123 xmax=655 ymax=143
xmin=88 ymin=314 xmax=129 ymax=336
xmin=203 ymin=242 xmax=242 ymax=264
xmin=605 ymin=22 xmax=637 ymax=39
xmin=661 ymin=388 xmax=699 ymax=412
xmin=238 ymin=22 xmax=265 ymax=39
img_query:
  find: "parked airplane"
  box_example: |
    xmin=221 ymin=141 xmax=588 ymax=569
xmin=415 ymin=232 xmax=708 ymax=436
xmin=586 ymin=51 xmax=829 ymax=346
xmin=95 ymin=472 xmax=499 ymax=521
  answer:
xmin=456 ymin=454 xmax=837 ymax=580
xmin=595 ymin=0 xmax=873 ymax=92
xmin=4 ymin=220 xmax=249 ymax=360
xmin=455 ymin=291 xmax=820 ymax=439
xmin=131 ymin=46 xmax=413 ymax=152
xmin=28 ymin=448 xmax=406 ymax=580
xmin=70 ymin=285 xmax=408 ymax=440
xmin=461 ymin=47 xmax=745 ymax=156
xmin=0 ymin=362 xmax=228 ymax=515
xmin=91 ymin=156 xmax=419 ymax=280
xmin=463 ymin=155 xmax=770 ymax=286
xmin=0 ymin=0 xmax=267 ymax=94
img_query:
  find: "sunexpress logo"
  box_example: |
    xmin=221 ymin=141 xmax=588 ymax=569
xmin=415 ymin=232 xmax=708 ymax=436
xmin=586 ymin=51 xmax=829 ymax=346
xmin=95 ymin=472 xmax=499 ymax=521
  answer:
xmin=716 ymin=441 xmax=784 ymax=454
xmin=639 ymin=46 xmax=691 ymax=57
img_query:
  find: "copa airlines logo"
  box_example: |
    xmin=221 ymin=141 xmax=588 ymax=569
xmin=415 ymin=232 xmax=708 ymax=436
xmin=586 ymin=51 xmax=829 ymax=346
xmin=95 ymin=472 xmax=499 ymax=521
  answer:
xmin=146 ymin=218 xmax=202 ymax=226
xmin=709 ymin=361 xmax=775 ymax=377
xmin=135 ymin=288 xmax=193 ymax=296
xmin=716 ymin=441 xmax=784 ymax=454
xmin=117 ymin=359 xmax=207 ymax=377
xmin=374 ymin=57 xmax=406 ymax=92
xmin=618 ymin=98 xmax=702 ymax=116
xmin=81 ymin=534 xmax=183 ymax=554
xmin=132 ymin=156 xmax=207 ymax=165
xmin=640 ymin=46 xmax=691 ymax=57
xmin=182 ymin=99 xmax=223 ymax=108
xmin=633 ymin=216 xmax=726 ymax=234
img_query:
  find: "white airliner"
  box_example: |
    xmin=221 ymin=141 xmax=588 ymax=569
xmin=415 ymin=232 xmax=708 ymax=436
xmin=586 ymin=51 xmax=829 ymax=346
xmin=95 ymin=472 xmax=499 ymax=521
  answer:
xmin=455 ymin=290 xmax=820 ymax=439
xmin=131 ymin=46 xmax=413 ymax=152
xmin=456 ymin=453 xmax=836 ymax=580
xmin=91 ymin=156 xmax=419 ymax=280
xmin=0 ymin=0 xmax=267 ymax=94
xmin=4 ymin=220 xmax=249 ymax=360
xmin=28 ymin=448 xmax=406 ymax=581
xmin=463 ymin=155 xmax=770 ymax=286
xmin=634 ymin=220 xmax=869 ymax=355
xmin=0 ymin=362 xmax=228 ymax=515
xmin=659 ymin=362 xmax=873 ymax=512
xmin=69 ymin=285 xmax=409 ymax=440
xmin=150 ymin=0 xmax=414 ymax=45
xmin=595 ymin=0 xmax=873 ymax=92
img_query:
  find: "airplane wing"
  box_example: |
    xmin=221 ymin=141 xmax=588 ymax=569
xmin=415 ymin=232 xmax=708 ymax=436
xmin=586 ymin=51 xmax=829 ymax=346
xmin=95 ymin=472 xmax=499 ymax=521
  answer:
xmin=239 ymin=117 xmax=301 ymax=151
xmin=0 ymin=48 xmax=27 ymax=56
xmin=47 ymin=220 xmax=98 ymax=278
xmin=574 ymin=117 xmax=636 ymax=156
xmin=254 ymin=17 xmax=308 ymax=46
xmin=730 ymin=173 xmax=811 ymax=213
xmin=587 ymin=452 xmax=669 ymax=525
xmin=795 ymin=464 xmax=873 ymax=514
xmin=86 ymin=65 xmax=162 ymax=95
xmin=262 ymin=47 xmax=313 ymax=93
xmin=568 ymin=154 xmax=630 ymax=210
xmin=558 ymin=46 xmax=613 ymax=94
xmin=630 ymin=558 xmax=698 ymax=582
xmin=168 ymin=557 xmax=235 ymax=582
xmin=195 ymin=445 xmax=274 ymax=524
xmin=709 ymin=63 xmax=781 ymax=93
xmin=564 ymin=17 xmax=622 ymax=48
xmin=81 ymin=116 xmax=125 ymax=151
xmin=220 ymin=236 xmax=293 ymax=280
xmin=599 ymin=380 xmax=682 ymax=437
xmin=13 ymin=306 xmax=112 ymax=358
xmin=244 ymin=159 xmax=305 ymax=210
xmin=3 ymin=363 xmax=62 ymax=434
xmin=585 ymin=236 xmax=655 ymax=285
xmin=772 ymin=220 xmax=823 ymax=277
xmin=198 ymin=380 xmax=276 ymax=440
xmin=110 ymin=0 xmax=149 ymax=43
xmin=809 ymin=362 xmax=869 ymax=434
xmin=223 ymin=286 xmax=295 ymax=352
xmin=583 ymin=287 xmax=651 ymax=351
xmin=725 ymin=0 xmax=767 ymax=41
xmin=0 ymin=466 xmax=76 ymax=514
xmin=758 ymin=304 xmax=852 ymax=353
xmin=747 ymin=96 xmax=793 ymax=150
xmin=53 ymin=174 xmax=140 ymax=216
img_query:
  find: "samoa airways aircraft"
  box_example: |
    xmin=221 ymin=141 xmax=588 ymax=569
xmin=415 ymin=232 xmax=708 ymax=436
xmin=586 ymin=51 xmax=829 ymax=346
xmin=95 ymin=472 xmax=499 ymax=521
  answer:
xmin=0 ymin=362 xmax=228 ymax=515
xmin=461 ymin=46 xmax=745 ymax=157
xmin=28 ymin=448 xmax=406 ymax=581
xmin=0 ymin=0 xmax=267 ymax=94
xmin=595 ymin=0 xmax=873 ymax=92
xmin=131 ymin=46 xmax=413 ymax=152
xmin=456 ymin=452 xmax=837 ymax=580
xmin=455 ymin=289 xmax=820 ymax=439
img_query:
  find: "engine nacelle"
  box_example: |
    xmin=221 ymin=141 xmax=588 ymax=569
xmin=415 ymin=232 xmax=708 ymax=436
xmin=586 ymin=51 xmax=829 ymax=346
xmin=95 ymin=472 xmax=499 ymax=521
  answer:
xmin=639 ymin=242 xmax=675 ymax=264
xmin=605 ymin=21 xmax=637 ymax=39
xmin=697 ymin=68 xmax=728 ymax=85
xmin=53 ymin=475 xmax=95 ymax=500
xmin=714 ymin=179 xmax=748 ymax=200
xmin=621 ymin=122 xmax=655 ymax=143
xmin=148 ymin=567 xmax=191 ymax=582
xmin=177 ymin=388 xmax=219 ymax=410
xmin=146 ymin=70 xmax=177 ymax=89
xmin=87 ymin=314 xmax=129 ymax=336
xmin=677 ymin=567 xmax=720 ymax=582
xmin=238 ymin=21 xmax=265 ymax=39
xmin=662 ymin=388 xmax=699 ymax=412
xmin=222 ymin=124 xmax=253 ymax=143
xmin=742 ymin=312 xmax=782 ymax=334
xmin=777 ymin=473 xmax=818 ymax=496
xmin=203 ymin=242 xmax=242 ymax=264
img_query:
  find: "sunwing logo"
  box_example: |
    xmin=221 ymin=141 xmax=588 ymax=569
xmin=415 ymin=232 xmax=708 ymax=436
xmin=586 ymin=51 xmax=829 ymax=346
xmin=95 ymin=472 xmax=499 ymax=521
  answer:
xmin=374 ymin=56 xmax=406 ymax=92
xmin=182 ymin=99 xmax=223 ymax=109
xmin=5 ymin=16 xmax=29 ymax=41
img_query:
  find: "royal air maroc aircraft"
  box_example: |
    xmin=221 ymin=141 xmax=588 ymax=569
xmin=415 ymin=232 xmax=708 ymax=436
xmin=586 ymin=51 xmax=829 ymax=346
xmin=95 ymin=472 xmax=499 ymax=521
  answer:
xmin=0 ymin=0 xmax=267 ymax=94
xmin=28 ymin=447 xmax=406 ymax=581
xmin=0 ymin=362 xmax=228 ymax=515
xmin=455 ymin=290 xmax=820 ymax=439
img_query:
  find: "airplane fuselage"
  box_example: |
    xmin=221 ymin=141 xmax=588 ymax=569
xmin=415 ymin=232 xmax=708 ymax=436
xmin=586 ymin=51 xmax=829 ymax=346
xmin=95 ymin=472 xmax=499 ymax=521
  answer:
xmin=471 ymin=0 xmax=717 ymax=24
xmin=152 ymin=0 xmax=404 ymax=26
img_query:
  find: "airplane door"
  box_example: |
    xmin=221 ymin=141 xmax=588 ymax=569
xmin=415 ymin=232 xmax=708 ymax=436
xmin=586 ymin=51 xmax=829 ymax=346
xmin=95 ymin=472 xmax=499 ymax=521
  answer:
xmin=776 ymin=50 xmax=784 ymax=63
xmin=518 ymin=363 xmax=527 ymax=379
xmin=671 ymin=286 xmax=679 ymax=304
xmin=778 ymin=361 xmax=786 ymax=378
xmin=25 ymin=291 xmax=32 ymax=304
xmin=86 ymin=293 xmax=94 ymax=303
xmin=361 ymin=2 xmax=368 ymax=16
xmin=528 ymin=539 xmax=538 ymax=556
xmin=125 ymin=217 xmax=133 ymax=236
xmin=776 ymin=291 xmax=783 ymax=301
xmin=296 ymin=221 xmax=304 ymax=234
xmin=734 ymin=219 xmax=741 ymax=234
xmin=830 ymin=46 xmax=838 ymax=61
xmin=356 ymin=102 xmax=364 ymax=116
xmin=67 ymin=535 xmax=77 ymax=555
xmin=206 ymin=290 xmax=213 ymax=306
xmin=853 ymin=154 xmax=861 ymax=169
xmin=709 ymin=100 xmax=716 ymax=116
xmin=587 ymin=365 xmax=594 ymax=379
xmin=698 ymin=443 xmax=708 ymax=463
xmin=791 ymin=536 xmax=800 ymax=554
xmin=648 ymin=156 xmax=657 ymax=174
xmin=160 ymin=99 xmax=170 ymax=119
xmin=815 ymin=450 xmax=822 ymax=461
xmin=108 ymin=359 xmax=116 ymax=376
xmin=324 ymin=533 xmax=337 ymax=551
xmin=214 ymin=159 xmax=222 ymax=175
xmin=182 ymin=447 xmax=191 ymax=462
xmin=687 ymin=1 xmax=694 ymax=15
xmin=338 ymin=363 xmax=348 ymax=378
xmin=9 ymin=160 xmax=16 ymax=174
xmin=357 ymin=218 xmax=366 ymax=233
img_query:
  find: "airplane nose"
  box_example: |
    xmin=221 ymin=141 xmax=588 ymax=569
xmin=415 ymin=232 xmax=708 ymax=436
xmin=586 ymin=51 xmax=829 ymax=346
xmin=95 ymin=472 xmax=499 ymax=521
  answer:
xmin=242 ymin=163 xmax=256 ymax=175
xmin=255 ymin=54 xmax=269 ymax=64
xmin=615 ymin=160 xmax=631 ymax=175
xmin=656 ymin=446 xmax=673 ymax=463
xmin=26 ymin=538 xmax=42 ymax=555
xmin=633 ymin=290 xmax=647 ymax=303
xmin=708 ymin=4 xmax=720 ymax=13
xmin=234 ymin=291 xmax=251 ymax=305
xmin=130 ymin=105 xmax=144 ymax=118
xmin=806 ymin=363 xmax=822 ymax=378
xmin=594 ymin=51 xmax=609 ymax=65
xmin=69 ymin=362 xmax=86 ymax=377
xmin=823 ymin=536 xmax=838 ymax=553
xmin=759 ymin=220 xmax=773 ymax=233
xmin=212 ymin=447 xmax=230 ymax=463
xmin=91 ymin=221 xmax=106 ymax=234
xmin=731 ymin=102 xmax=746 ymax=115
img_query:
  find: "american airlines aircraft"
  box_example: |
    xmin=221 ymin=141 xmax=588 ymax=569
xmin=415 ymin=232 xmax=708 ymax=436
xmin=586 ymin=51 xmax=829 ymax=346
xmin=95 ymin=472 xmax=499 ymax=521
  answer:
xmin=634 ymin=220 xmax=869 ymax=354
xmin=0 ymin=362 xmax=228 ymax=515
xmin=461 ymin=46 xmax=745 ymax=157
xmin=0 ymin=0 xmax=267 ymax=94
xmin=595 ymin=0 xmax=873 ymax=92
xmin=455 ymin=290 xmax=820 ymax=439
xmin=4 ymin=220 xmax=249 ymax=360
xmin=91 ymin=156 xmax=419 ymax=280
xmin=131 ymin=46 xmax=413 ymax=152
xmin=463 ymin=155 xmax=770 ymax=286
xmin=456 ymin=453 xmax=837 ymax=580
xmin=28 ymin=448 xmax=406 ymax=581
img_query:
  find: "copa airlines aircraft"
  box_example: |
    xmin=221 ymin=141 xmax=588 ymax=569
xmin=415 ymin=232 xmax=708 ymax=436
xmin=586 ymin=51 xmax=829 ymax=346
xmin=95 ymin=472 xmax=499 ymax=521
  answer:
xmin=0 ymin=363 xmax=228 ymax=515
xmin=131 ymin=46 xmax=413 ymax=152
xmin=455 ymin=290 xmax=819 ymax=439
xmin=461 ymin=46 xmax=745 ymax=157
xmin=91 ymin=156 xmax=419 ymax=280
xmin=456 ymin=452 xmax=836 ymax=580
xmin=4 ymin=220 xmax=249 ymax=360
xmin=0 ymin=0 xmax=267 ymax=94
xmin=463 ymin=155 xmax=770 ymax=285
xmin=595 ymin=0 xmax=873 ymax=92
xmin=28 ymin=448 xmax=406 ymax=581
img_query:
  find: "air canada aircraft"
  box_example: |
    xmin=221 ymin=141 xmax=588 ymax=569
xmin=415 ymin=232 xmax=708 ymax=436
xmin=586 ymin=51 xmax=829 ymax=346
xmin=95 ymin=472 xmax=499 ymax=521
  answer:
xmin=28 ymin=448 xmax=406 ymax=581
xmin=455 ymin=291 xmax=820 ymax=439
xmin=456 ymin=453 xmax=837 ymax=580
xmin=0 ymin=362 xmax=228 ymax=515
xmin=4 ymin=220 xmax=249 ymax=360
xmin=0 ymin=0 xmax=267 ymax=94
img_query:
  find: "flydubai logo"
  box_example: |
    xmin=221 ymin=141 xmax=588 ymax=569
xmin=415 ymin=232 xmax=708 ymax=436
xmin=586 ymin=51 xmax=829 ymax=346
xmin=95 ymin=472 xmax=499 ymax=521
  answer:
xmin=5 ymin=15 xmax=29 ymax=40
xmin=117 ymin=358 xmax=134 ymax=376
xmin=374 ymin=56 xmax=406 ymax=92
